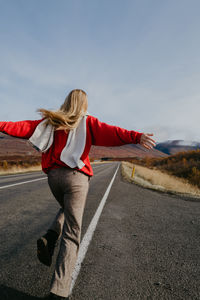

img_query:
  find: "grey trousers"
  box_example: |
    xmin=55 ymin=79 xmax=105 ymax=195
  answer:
xmin=47 ymin=167 xmax=90 ymax=298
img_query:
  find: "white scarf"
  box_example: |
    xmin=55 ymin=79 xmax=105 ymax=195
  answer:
xmin=29 ymin=115 xmax=88 ymax=169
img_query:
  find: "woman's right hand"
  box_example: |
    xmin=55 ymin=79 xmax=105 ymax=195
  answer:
xmin=140 ymin=133 xmax=156 ymax=149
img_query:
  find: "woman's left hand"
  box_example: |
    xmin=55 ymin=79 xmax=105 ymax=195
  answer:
xmin=140 ymin=133 xmax=156 ymax=149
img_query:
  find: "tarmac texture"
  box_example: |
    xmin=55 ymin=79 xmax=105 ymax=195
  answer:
xmin=0 ymin=163 xmax=199 ymax=300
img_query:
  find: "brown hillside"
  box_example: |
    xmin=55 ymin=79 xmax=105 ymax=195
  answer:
xmin=142 ymin=150 xmax=200 ymax=188
xmin=0 ymin=135 xmax=40 ymax=158
xmin=0 ymin=133 xmax=41 ymax=168
xmin=89 ymin=144 xmax=167 ymax=160
xmin=0 ymin=133 xmax=167 ymax=166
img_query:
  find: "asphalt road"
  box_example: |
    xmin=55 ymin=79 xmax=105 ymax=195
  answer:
xmin=0 ymin=163 xmax=199 ymax=300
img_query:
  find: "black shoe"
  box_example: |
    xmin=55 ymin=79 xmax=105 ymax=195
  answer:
xmin=48 ymin=292 xmax=69 ymax=299
xmin=37 ymin=230 xmax=59 ymax=266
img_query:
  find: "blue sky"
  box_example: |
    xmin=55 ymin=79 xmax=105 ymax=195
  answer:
xmin=0 ymin=0 xmax=200 ymax=142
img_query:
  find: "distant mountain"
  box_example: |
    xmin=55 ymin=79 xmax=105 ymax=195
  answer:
xmin=0 ymin=133 xmax=167 ymax=162
xmin=155 ymin=140 xmax=200 ymax=155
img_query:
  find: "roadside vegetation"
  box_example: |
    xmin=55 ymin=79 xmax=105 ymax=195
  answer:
xmin=122 ymin=150 xmax=200 ymax=197
xmin=0 ymin=156 xmax=41 ymax=174
xmin=1 ymin=149 xmax=200 ymax=195
xmin=141 ymin=150 xmax=200 ymax=189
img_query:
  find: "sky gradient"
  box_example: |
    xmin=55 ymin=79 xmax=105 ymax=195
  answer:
xmin=1 ymin=0 xmax=200 ymax=142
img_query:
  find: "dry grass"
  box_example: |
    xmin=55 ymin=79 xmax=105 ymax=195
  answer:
xmin=0 ymin=165 xmax=42 ymax=175
xmin=0 ymin=160 xmax=108 ymax=175
xmin=90 ymin=161 xmax=111 ymax=165
xmin=91 ymin=161 xmax=113 ymax=165
xmin=121 ymin=161 xmax=200 ymax=197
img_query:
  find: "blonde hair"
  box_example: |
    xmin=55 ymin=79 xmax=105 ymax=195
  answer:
xmin=38 ymin=89 xmax=88 ymax=131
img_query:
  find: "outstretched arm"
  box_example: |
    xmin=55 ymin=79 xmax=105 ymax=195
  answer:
xmin=89 ymin=116 xmax=143 ymax=146
xmin=89 ymin=116 xmax=156 ymax=149
xmin=0 ymin=119 xmax=42 ymax=139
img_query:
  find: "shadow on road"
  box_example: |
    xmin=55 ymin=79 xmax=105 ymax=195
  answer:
xmin=0 ymin=285 xmax=44 ymax=300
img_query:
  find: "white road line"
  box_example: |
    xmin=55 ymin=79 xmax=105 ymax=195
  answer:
xmin=0 ymin=177 xmax=47 ymax=190
xmin=70 ymin=164 xmax=120 ymax=294
xmin=0 ymin=171 xmax=42 ymax=179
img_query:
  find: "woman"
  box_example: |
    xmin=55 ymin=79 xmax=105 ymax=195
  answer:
xmin=0 ymin=89 xmax=155 ymax=300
